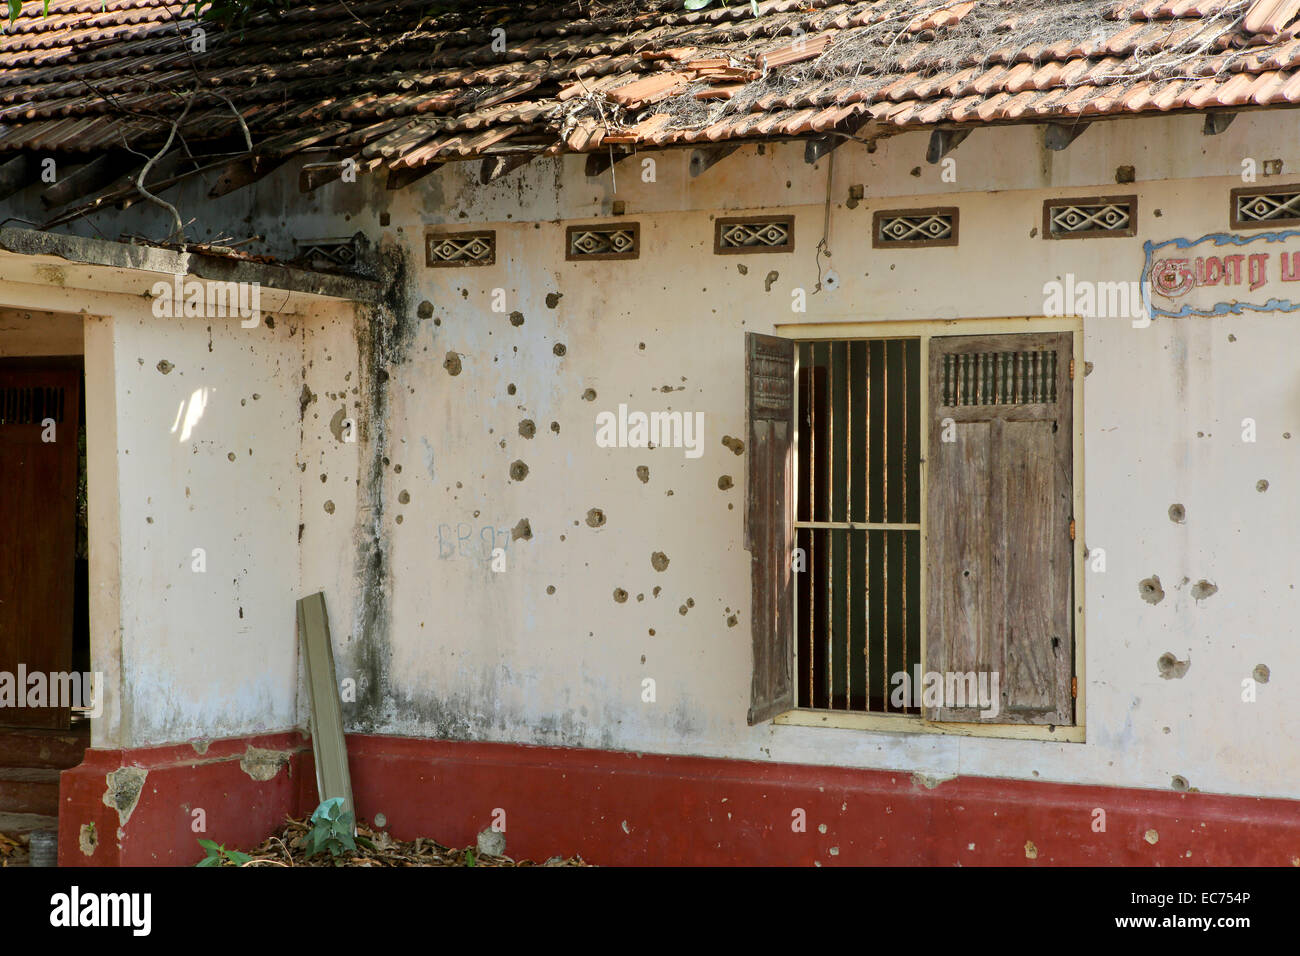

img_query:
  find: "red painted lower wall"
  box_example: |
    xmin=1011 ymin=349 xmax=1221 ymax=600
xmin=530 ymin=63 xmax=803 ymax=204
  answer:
xmin=59 ymin=732 xmax=1300 ymax=866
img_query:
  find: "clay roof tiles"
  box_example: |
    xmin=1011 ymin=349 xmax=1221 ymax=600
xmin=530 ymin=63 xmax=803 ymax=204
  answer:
xmin=0 ymin=0 xmax=1294 ymax=170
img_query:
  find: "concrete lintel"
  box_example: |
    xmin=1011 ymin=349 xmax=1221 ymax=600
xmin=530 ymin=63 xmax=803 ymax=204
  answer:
xmin=0 ymin=226 xmax=381 ymax=305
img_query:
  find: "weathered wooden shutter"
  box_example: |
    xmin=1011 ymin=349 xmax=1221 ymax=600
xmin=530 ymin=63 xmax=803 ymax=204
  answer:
xmin=925 ymin=332 xmax=1073 ymax=725
xmin=745 ymin=332 xmax=795 ymax=724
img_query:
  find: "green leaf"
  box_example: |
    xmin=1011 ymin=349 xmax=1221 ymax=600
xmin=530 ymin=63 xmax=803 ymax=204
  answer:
xmin=7 ymin=0 xmax=21 ymax=25
xmin=227 ymin=850 xmax=253 ymax=865
xmin=197 ymin=839 xmax=220 ymax=851
xmin=196 ymin=855 xmax=220 ymax=867
xmin=43 ymin=0 xmax=50 ymax=16
xmin=464 ymin=849 xmax=476 ymax=867
xmin=355 ymin=835 xmax=376 ymax=851
xmin=751 ymin=0 xmax=760 ymax=15
xmin=683 ymin=0 xmax=712 ymax=9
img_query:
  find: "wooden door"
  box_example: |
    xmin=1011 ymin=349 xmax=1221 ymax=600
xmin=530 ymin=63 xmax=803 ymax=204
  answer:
xmin=0 ymin=366 xmax=81 ymax=729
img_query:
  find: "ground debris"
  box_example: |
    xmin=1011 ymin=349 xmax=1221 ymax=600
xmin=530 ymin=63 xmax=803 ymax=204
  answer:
xmin=229 ymin=817 xmax=593 ymax=867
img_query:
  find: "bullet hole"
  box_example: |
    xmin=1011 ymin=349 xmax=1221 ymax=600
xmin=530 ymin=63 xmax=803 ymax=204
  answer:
xmin=417 ymin=300 xmax=433 ymax=319
xmin=1171 ymin=775 xmax=1189 ymax=792
xmin=1144 ymin=829 xmax=1159 ymax=845
xmin=1139 ymin=575 xmax=1165 ymax=605
xmin=509 ymin=460 xmax=529 ymax=481
xmin=398 ymin=490 xmax=410 ymax=505
xmin=157 ymin=359 xmax=174 ymax=374
xmin=1115 ymin=164 xmax=1135 ymax=183
xmin=636 ymin=465 xmax=650 ymax=483
xmin=512 ymin=518 xmax=532 ymax=541
xmin=396 ymin=515 xmax=404 ymax=524
xmin=553 ymin=342 xmax=567 ymax=356
xmin=641 ymin=655 xmax=646 ymax=663
xmin=1024 ymin=840 xmax=1037 ymax=860
xmin=509 ymin=311 xmax=525 ymax=327
xmin=648 ymin=628 xmax=656 ymax=636
xmin=1168 ymin=503 xmax=1185 ymax=523
xmin=1285 ymin=432 xmax=1292 ymax=440
xmin=1084 ymin=361 xmax=1094 ymax=376
xmin=1253 ymin=663 xmax=1270 ymax=684
xmin=324 ymin=500 xmax=336 ymax=514
xmin=1257 ymin=479 xmax=1269 ymax=492
xmin=546 ymin=585 xmax=556 ymax=595
xmin=507 ymin=383 xmax=517 ymax=395
xmin=637 ymin=593 xmax=645 ymax=601
xmin=1157 ymin=652 xmax=1190 ymax=680
xmin=764 ymin=270 xmax=779 ymax=292
xmin=687 ymin=598 xmax=694 ymax=607
xmin=722 ymin=436 xmax=744 ymax=455
xmin=653 ymin=586 xmax=661 ymax=597
xmin=582 ymin=388 xmax=597 ymax=401
xmin=737 ymin=263 xmax=749 ymax=275
xmin=651 ymin=551 xmax=670 ymax=572
xmin=519 ymin=419 xmax=536 ymax=439
xmin=395 ymin=464 xmax=402 ymax=474
xmin=727 ymin=615 xmax=738 ymax=627
xmin=678 ymin=605 xmax=688 ymax=616
xmin=613 ymin=588 xmax=628 ymax=603
xmin=380 ymin=212 xmax=391 ymax=226
xmin=586 ymin=508 xmax=606 ymax=528
xmin=545 ymin=292 xmax=563 ymax=308
xmin=638 ymin=342 xmax=646 ymax=351
xmin=718 ymin=475 xmax=733 ymax=490
xmin=1228 ymin=333 xmax=1237 ymax=342
xmin=443 ymin=352 xmax=462 ymax=376
xmin=1190 ymin=579 xmax=1218 ymax=602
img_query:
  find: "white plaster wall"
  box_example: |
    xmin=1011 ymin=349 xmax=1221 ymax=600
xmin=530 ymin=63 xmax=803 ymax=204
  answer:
xmin=307 ymin=109 xmax=1300 ymax=801
xmin=103 ymin=295 xmax=317 ymax=746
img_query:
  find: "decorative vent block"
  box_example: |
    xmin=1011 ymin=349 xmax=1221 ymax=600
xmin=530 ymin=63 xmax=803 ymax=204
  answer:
xmin=566 ymin=223 xmax=640 ymax=260
xmin=0 ymin=386 xmax=66 ymax=425
xmin=939 ymin=350 xmax=1059 ymax=408
xmin=1043 ymin=196 xmax=1136 ymax=239
xmin=1231 ymin=185 xmax=1300 ymax=229
xmin=715 ymin=216 xmax=794 ymax=254
xmin=296 ymin=233 xmax=366 ymax=267
xmin=425 ymin=230 xmax=496 ymax=267
xmin=872 ymin=207 xmax=958 ymax=248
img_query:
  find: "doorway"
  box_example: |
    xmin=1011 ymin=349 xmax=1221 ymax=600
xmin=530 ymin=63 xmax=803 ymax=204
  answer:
xmin=0 ymin=358 xmax=86 ymax=730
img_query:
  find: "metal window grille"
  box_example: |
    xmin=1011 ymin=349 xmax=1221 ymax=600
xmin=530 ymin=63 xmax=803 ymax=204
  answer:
xmin=795 ymin=339 xmax=922 ymax=714
xmin=425 ymin=231 xmax=496 ymax=267
xmin=1045 ymin=198 xmax=1135 ymax=238
xmin=873 ymin=208 xmax=958 ymax=248
xmin=566 ymin=224 xmax=639 ymax=260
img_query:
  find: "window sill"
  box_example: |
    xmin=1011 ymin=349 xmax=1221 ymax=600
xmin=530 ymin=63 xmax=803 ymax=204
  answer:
xmin=774 ymin=708 xmax=1085 ymax=743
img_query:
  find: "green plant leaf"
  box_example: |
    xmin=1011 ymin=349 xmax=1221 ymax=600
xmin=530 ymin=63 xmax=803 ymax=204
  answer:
xmin=7 ymin=0 xmax=21 ymax=25
xmin=464 ymin=849 xmax=476 ymax=867
xmin=751 ymin=0 xmax=760 ymax=15
xmin=355 ymin=835 xmax=376 ymax=851
xmin=683 ymin=0 xmax=712 ymax=9
xmin=196 ymin=855 xmax=220 ymax=867
xmin=197 ymin=839 xmax=220 ymax=851
xmin=227 ymin=850 xmax=254 ymax=865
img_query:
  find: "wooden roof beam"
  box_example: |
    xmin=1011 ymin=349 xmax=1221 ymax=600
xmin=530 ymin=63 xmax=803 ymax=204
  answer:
xmin=1044 ymin=121 xmax=1091 ymax=151
xmin=689 ymin=144 xmax=740 ymax=177
xmin=926 ymin=127 xmax=971 ymax=164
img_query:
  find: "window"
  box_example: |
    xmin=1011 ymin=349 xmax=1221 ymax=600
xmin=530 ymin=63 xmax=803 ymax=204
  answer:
xmin=744 ymin=328 xmax=1078 ymax=732
xmin=1230 ymin=184 xmax=1300 ymax=229
xmin=872 ymin=207 xmax=958 ymax=248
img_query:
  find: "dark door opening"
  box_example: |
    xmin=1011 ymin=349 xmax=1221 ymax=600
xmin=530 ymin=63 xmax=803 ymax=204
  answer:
xmin=0 ymin=358 xmax=85 ymax=730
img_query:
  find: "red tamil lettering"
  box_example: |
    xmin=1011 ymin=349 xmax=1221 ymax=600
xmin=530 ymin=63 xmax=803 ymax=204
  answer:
xmin=1249 ymin=253 xmax=1269 ymax=291
xmin=1281 ymin=251 xmax=1300 ymax=282
xmin=1223 ymin=254 xmax=1246 ymax=285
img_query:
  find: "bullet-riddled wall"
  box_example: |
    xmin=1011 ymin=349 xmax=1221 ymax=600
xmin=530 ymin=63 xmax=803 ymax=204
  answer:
xmin=286 ymin=109 xmax=1300 ymax=803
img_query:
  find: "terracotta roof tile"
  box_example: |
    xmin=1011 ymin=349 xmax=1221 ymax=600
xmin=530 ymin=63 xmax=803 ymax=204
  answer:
xmin=0 ymin=0 xmax=1295 ymax=168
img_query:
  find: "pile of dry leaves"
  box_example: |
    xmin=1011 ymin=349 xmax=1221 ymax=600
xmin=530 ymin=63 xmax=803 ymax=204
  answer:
xmin=226 ymin=818 xmax=592 ymax=868
xmin=0 ymin=832 xmax=25 ymax=867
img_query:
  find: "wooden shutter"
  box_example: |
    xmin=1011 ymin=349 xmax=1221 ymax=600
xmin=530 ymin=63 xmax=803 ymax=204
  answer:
xmin=745 ymin=332 xmax=795 ymax=724
xmin=925 ymin=333 xmax=1073 ymax=725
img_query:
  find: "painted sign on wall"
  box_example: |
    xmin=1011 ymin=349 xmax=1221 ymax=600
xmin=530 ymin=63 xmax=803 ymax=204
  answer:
xmin=1142 ymin=229 xmax=1300 ymax=318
